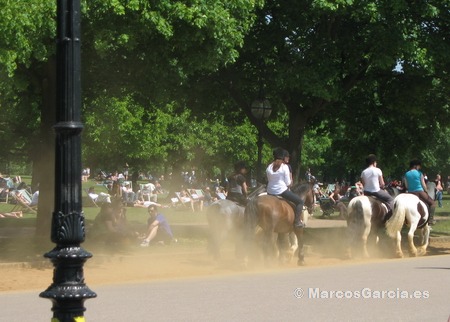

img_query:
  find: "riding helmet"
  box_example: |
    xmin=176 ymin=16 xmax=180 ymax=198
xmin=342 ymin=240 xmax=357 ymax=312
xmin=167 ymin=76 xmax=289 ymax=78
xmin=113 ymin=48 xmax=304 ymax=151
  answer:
xmin=273 ymin=147 xmax=289 ymax=160
xmin=234 ymin=161 xmax=247 ymax=172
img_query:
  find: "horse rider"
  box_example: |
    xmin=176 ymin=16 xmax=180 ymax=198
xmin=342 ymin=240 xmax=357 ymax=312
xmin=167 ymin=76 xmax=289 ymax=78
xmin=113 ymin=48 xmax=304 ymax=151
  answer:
xmin=404 ymin=159 xmax=436 ymax=225
xmin=266 ymin=147 xmax=305 ymax=228
xmin=360 ymin=154 xmax=394 ymax=221
xmin=226 ymin=161 xmax=249 ymax=206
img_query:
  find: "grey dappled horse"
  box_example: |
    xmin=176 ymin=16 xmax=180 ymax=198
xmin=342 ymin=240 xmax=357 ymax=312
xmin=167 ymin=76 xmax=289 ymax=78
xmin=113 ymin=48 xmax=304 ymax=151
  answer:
xmin=206 ymin=185 xmax=267 ymax=260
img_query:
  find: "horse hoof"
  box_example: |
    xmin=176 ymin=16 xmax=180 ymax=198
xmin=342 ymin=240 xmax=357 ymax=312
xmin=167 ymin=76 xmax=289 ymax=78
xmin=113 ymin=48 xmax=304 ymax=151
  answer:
xmin=396 ymin=252 xmax=404 ymax=258
xmin=297 ymin=259 xmax=305 ymax=266
xmin=417 ymin=250 xmax=426 ymax=256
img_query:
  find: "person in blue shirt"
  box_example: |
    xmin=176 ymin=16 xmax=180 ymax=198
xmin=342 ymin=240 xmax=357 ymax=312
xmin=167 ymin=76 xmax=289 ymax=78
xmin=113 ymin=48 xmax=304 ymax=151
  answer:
xmin=404 ymin=159 xmax=436 ymax=225
xmin=140 ymin=205 xmax=176 ymax=246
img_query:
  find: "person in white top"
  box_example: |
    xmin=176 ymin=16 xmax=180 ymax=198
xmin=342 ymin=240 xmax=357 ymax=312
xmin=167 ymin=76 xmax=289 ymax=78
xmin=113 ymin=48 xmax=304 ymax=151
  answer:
xmin=88 ymin=186 xmax=112 ymax=204
xmin=360 ymin=154 xmax=394 ymax=217
xmin=266 ymin=147 xmax=305 ymax=228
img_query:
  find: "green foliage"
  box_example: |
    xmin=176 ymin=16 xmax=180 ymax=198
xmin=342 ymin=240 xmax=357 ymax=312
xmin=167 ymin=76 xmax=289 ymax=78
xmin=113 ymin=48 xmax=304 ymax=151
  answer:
xmin=82 ymin=0 xmax=261 ymax=99
xmin=0 ymin=0 xmax=448 ymax=183
xmin=195 ymin=0 xmax=449 ymax=180
xmin=83 ymin=96 xmax=258 ymax=173
xmin=302 ymin=124 xmax=333 ymax=169
xmin=0 ymin=0 xmax=55 ymax=76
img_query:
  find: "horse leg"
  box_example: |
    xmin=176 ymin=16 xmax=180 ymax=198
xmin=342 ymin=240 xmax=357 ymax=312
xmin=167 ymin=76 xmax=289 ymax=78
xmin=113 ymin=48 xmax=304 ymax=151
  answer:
xmin=263 ymin=231 xmax=277 ymax=266
xmin=345 ymin=228 xmax=353 ymax=259
xmin=406 ymin=223 xmax=419 ymax=257
xmin=417 ymin=225 xmax=430 ymax=256
xmin=361 ymin=222 xmax=371 ymax=258
xmin=234 ymin=227 xmax=246 ymax=260
xmin=277 ymin=233 xmax=290 ymax=264
xmin=288 ymin=232 xmax=298 ymax=260
xmin=207 ymin=220 xmax=222 ymax=260
xmin=392 ymin=230 xmax=403 ymax=258
xmin=295 ymin=228 xmax=305 ymax=266
xmin=345 ymin=212 xmax=358 ymax=259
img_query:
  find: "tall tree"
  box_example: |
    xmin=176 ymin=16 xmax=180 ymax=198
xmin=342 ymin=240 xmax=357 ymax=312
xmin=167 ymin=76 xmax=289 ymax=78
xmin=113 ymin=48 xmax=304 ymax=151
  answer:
xmin=0 ymin=0 xmax=262 ymax=235
xmin=197 ymin=0 xmax=450 ymax=181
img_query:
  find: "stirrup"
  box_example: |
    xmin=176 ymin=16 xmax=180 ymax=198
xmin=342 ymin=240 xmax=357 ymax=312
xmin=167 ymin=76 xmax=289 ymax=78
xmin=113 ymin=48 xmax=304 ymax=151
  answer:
xmin=294 ymin=220 xmax=305 ymax=228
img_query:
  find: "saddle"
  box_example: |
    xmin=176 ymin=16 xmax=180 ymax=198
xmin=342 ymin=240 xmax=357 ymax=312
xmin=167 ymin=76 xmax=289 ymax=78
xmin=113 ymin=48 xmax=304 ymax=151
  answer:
xmin=412 ymin=202 xmax=428 ymax=229
xmin=366 ymin=196 xmax=391 ymax=223
xmin=272 ymin=195 xmax=309 ymax=213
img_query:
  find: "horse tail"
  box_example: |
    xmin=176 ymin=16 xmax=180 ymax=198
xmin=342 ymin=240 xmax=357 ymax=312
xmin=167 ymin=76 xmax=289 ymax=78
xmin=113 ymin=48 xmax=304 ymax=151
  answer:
xmin=385 ymin=196 xmax=406 ymax=239
xmin=347 ymin=197 xmax=371 ymax=239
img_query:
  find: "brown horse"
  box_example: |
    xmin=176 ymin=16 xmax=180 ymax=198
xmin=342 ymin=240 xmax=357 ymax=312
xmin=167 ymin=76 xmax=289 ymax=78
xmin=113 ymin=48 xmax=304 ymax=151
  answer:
xmin=243 ymin=183 xmax=315 ymax=266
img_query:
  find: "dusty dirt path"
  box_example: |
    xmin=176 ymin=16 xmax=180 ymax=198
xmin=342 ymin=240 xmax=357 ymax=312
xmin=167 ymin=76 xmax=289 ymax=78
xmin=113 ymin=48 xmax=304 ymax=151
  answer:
xmin=1 ymin=237 xmax=449 ymax=293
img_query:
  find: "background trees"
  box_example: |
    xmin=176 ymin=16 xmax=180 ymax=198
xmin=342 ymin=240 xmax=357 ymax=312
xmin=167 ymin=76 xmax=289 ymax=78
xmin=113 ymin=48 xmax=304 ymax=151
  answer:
xmin=0 ymin=0 xmax=448 ymax=193
xmin=199 ymin=0 xmax=449 ymax=181
xmin=0 ymin=0 xmax=262 ymax=234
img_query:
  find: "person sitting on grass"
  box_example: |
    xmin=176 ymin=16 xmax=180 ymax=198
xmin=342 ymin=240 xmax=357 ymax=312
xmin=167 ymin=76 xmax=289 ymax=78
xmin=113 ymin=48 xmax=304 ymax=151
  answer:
xmin=140 ymin=205 xmax=176 ymax=246
xmin=90 ymin=201 xmax=137 ymax=245
xmin=0 ymin=211 xmax=23 ymax=218
xmin=88 ymin=186 xmax=111 ymax=204
xmin=133 ymin=200 xmax=169 ymax=208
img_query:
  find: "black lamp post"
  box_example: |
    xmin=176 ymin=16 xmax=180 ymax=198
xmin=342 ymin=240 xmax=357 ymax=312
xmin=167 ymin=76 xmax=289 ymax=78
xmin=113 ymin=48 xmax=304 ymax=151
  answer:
xmin=251 ymin=98 xmax=272 ymax=183
xmin=39 ymin=1 xmax=96 ymax=321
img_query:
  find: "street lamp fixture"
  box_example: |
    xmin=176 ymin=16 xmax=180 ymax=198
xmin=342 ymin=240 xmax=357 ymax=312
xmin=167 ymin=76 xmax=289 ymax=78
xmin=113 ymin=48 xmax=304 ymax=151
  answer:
xmin=251 ymin=98 xmax=272 ymax=183
xmin=251 ymin=98 xmax=272 ymax=120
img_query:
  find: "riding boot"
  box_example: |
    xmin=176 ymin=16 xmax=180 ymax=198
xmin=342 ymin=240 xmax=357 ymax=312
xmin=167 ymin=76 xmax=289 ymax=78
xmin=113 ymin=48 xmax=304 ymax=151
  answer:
xmin=428 ymin=207 xmax=436 ymax=225
xmin=382 ymin=210 xmax=392 ymax=224
xmin=293 ymin=212 xmax=304 ymax=228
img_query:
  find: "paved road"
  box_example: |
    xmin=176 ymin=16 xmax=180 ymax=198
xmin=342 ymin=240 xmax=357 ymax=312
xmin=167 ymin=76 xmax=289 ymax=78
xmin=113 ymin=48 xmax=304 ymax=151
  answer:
xmin=1 ymin=255 xmax=449 ymax=321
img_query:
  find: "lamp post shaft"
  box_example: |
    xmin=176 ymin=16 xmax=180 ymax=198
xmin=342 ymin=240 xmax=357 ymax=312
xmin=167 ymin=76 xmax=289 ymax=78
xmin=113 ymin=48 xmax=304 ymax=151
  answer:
xmin=251 ymin=98 xmax=272 ymax=183
xmin=40 ymin=1 xmax=96 ymax=321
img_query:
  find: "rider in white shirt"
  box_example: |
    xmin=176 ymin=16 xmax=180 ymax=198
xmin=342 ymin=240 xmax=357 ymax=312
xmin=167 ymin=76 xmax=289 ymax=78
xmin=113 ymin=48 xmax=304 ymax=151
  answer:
xmin=360 ymin=154 xmax=394 ymax=218
xmin=266 ymin=148 xmax=305 ymax=228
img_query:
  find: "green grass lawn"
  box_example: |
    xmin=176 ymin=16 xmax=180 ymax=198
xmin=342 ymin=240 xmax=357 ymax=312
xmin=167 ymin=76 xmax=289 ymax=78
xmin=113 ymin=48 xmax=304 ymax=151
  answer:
xmin=1 ymin=179 xmax=449 ymax=235
xmin=0 ymin=178 xmax=207 ymax=228
xmin=431 ymin=193 xmax=450 ymax=236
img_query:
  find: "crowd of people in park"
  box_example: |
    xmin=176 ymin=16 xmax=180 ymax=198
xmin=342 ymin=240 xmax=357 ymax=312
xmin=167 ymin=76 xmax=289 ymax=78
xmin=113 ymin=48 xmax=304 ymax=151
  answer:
xmin=83 ymin=165 xmax=232 ymax=212
xmin=0 ymin=153 xmax=447 ymax=232
xmin=0 ymin=173 xmax=39 ymax=218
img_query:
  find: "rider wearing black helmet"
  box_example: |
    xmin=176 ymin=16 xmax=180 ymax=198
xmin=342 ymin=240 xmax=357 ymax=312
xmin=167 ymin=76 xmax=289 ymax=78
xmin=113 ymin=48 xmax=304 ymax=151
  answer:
xmin=226 ymin=161 xmax=249 ymax=206
xmin=267 ymin=148 xmax=305 ymax=228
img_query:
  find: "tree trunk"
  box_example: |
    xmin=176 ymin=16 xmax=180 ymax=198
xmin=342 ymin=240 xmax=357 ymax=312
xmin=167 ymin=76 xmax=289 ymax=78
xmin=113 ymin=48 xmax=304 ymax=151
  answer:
xmin=35 ymin=58 xmax=56 ymax=238
xmin=286 ymin=106 xmax=307 ymax=183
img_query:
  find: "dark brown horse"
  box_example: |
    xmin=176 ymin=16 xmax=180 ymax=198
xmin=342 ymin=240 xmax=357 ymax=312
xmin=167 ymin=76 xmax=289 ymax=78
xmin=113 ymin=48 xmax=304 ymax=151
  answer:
xmin=243 ymin=183 xmax=315 ymax=266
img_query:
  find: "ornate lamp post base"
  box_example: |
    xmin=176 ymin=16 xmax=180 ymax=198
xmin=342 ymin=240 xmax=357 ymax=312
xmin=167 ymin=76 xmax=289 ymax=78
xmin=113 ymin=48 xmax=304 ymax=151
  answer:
xmin=40 ymin=245 xmax=96 ymax=321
